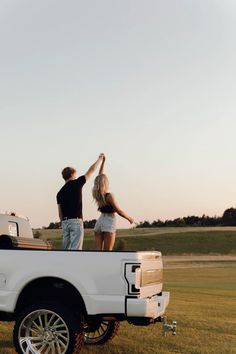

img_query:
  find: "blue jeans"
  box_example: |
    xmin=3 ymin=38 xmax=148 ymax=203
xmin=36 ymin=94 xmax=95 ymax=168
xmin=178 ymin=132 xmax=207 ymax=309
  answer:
xmin=62 ymin=218 xmax=84 ymax=250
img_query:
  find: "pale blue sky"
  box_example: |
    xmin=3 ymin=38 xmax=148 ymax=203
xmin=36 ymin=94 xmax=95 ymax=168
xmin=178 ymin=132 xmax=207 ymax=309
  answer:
xmin=1 ymin=0 xmax=236 ymax=228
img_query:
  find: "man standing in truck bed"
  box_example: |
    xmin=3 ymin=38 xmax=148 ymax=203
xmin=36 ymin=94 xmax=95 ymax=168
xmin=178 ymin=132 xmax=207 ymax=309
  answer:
xmin=57 ymin=154 xmax=104 ymax=250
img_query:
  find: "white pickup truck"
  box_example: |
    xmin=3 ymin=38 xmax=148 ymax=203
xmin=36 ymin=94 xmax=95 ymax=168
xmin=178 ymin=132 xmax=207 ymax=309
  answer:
xmin=0 ymin=213 xmax=176 ymax=354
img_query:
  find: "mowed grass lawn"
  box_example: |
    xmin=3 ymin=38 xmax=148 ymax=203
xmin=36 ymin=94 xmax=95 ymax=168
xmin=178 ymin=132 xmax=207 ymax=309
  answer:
xmin=0 ymin=266 xmax=235 ymax=354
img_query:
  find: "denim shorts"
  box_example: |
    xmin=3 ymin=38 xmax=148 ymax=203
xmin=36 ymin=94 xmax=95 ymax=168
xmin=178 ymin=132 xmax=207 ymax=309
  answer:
xmin=61 ymin=218 xmax=84 ymax=250
xmin=94 ymin=214 xmax=116 ymax=233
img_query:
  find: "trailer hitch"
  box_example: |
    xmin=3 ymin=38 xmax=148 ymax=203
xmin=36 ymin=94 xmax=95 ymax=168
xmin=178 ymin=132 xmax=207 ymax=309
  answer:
xmin=162 ymin=316 xmax=177 ymax=336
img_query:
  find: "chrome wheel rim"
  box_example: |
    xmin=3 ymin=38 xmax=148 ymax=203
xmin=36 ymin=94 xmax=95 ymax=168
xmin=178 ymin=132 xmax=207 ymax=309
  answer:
xmin=18 ymin=309 xmax=70 ymax=354
xmin=84 ymin=320 xmax=110 ymax=344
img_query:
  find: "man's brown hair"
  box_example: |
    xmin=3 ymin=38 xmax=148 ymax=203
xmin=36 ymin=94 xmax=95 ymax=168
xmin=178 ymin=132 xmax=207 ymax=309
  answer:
xmin=62 ymin=167 xmax=76 ymax=181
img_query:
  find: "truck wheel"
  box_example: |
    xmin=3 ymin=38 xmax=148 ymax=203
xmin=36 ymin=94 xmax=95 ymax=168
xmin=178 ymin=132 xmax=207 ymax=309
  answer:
xmin=13 ymin=302 xmax=84 ymax=354
xmin=84 ymin=319 xmax=119 ymax=345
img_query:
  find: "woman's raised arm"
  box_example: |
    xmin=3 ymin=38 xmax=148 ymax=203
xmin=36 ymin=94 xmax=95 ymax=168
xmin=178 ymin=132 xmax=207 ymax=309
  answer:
xmin=98 ymin=155 xmax=106 ymax=175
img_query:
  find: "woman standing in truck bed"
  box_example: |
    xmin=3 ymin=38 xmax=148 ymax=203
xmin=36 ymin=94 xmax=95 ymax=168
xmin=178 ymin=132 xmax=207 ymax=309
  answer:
xmin=92 ymin=155 xmax=134 ymax=250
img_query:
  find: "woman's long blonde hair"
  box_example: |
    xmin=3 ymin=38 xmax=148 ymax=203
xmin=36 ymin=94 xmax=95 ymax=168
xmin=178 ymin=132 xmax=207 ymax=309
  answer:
xmin=92 ymin=174 xmax=109 ymax=207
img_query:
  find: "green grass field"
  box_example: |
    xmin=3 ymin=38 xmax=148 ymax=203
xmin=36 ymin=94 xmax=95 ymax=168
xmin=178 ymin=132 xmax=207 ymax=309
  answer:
xmin=35 ymin=226 xmax=236 ymax=255
xmin=0 ymin=227 xmax=236 ymax=353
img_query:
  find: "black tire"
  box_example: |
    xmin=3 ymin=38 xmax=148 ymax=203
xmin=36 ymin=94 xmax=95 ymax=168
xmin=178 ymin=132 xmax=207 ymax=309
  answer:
xmin=84 ymin=319 xmax=119 ymax=345
xmin=13 ymin=302 xmax=84 ymax=354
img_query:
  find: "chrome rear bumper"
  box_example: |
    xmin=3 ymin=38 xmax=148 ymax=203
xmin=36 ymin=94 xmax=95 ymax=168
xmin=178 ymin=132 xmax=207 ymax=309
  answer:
xmin=126 ymin=291 xmax=170 ymax=318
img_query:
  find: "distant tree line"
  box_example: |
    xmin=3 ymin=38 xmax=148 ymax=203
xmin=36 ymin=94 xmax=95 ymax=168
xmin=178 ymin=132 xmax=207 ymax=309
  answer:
xmin=44 ymin=219 xmax=96 ymax=229
xmin=44 ymin=208 xmax=236 ymax=229
xmin=136 ymin=208 xmax=236 ymax=228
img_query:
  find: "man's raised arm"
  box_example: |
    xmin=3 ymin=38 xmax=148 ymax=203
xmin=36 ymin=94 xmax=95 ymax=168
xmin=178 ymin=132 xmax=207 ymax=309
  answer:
xmin=85 ymin=153 xmax=104 ymax=180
